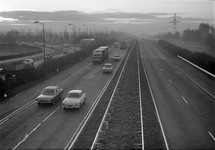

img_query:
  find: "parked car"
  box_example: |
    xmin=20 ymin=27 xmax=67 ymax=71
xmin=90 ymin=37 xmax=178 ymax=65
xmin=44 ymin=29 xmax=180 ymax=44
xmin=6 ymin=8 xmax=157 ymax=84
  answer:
xmin=102 ymin=63 xmax=113 ymax=73
xmin=45 ymin=54 xmax=53 ymax=60
xmin=62 ymin=90 xmax=86 ymax=109
xmin=23 ymin=59 xmax=34 ymax=67
xmin=36 ymin=86 xmax=64 ymax=105
xmin=112 ymin=53 xmax=121 ymax=61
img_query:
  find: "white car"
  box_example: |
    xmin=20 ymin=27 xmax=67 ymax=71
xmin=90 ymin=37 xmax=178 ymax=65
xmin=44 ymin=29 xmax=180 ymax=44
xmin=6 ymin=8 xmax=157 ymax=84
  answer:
xmin=102 ymin=63 xmax=113 ymax=73
xmin=23 ymin=59 xmax=34 ymax=67
xmin=62 ymin=90 xmax=86 ymax=109
xmin=112 ymin=53 xmax=121 ymax=61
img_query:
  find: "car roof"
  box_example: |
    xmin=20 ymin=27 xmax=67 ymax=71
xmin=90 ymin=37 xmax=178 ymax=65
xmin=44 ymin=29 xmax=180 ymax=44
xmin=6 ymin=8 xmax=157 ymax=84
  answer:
xmin=68 ymin=90 xmax=82 ymax=93
xmin=25 ymin=58 xmax=33 ymax=61
xmin=104 ymin=63 xmax=112 ymax=65
xmin=44 ymin=86 xmax=59 ymax=89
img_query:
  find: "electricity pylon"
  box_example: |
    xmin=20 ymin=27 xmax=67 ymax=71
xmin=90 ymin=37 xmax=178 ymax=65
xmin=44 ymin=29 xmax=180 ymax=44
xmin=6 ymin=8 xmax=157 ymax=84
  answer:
xmin=170 ymin=13 xmax=181 ymax=34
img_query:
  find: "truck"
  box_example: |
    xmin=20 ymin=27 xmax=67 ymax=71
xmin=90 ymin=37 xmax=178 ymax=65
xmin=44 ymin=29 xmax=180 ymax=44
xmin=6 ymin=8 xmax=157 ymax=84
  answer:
xmin=92 ymin=46 xmax=109 ymax=64
xmin=120 ymin=41 xmax=127 ymax=50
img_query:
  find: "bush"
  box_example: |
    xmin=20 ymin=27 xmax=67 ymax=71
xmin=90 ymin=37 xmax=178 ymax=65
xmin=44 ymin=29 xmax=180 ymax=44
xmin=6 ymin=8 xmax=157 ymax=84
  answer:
xmin=158 ymin=39 xmax=215 ymax=75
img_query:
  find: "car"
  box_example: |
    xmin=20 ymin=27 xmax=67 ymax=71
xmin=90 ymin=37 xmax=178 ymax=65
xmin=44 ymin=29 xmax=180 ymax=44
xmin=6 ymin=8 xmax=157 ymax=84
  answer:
xmin=20 ymin=42 xmax=28 ymax=46
xmin=112 ymin=53 xmax=121 ymax=61
xmin=36 ymin=86 xmax=64 ymax=105
xmin=114 ymin=42 xmax=119 ymax=48
xmin=102 ymin=63 xmax=113 ymax=73
xmin=62 ymin=90 xmax=86 ymax=109
xmin=23 ymin=59 xmax=34 ymax=67
xmin=45 ymin=54 xmax=53 ymax=60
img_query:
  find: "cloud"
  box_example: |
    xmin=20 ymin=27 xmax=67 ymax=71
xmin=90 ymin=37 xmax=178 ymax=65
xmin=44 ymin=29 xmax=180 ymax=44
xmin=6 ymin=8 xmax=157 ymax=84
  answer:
xmin=0 ymin=10 xmax=180 ymax=24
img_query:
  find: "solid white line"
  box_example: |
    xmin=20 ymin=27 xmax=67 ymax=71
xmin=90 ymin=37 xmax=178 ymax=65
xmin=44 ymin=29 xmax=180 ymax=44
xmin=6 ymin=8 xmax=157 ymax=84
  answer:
xmin=150 ymin=44 xmax=215 ymax=99
xmin=65 ymin=63 xmax=121 ymax=150
xmin=137 ymin=46 xmax=144 ymax=150
xmin=140 ymin=50 xmax=169 ymax=149
xmin=208 ymin=131 xmax=215 ymax=141
xmin=90 ymin=44 xmax=135 ymax=150
xmin=181 ymin=96 xmax=189 ymax=105
xmin=1 ymin=63 xmax=92 ymax=125
xmin=0 ymin=101 xmax=37 ymax=126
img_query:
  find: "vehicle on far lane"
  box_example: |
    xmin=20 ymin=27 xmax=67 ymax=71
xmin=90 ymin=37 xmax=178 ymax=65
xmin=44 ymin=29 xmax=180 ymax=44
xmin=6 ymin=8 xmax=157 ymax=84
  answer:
xmin=114 ymin=42 xmax=119 ymax=48
xmin=62 ymin=90 xmax=86 ymax=109
xmin=36 ymin=86 xmax=64 ymax=105
xmin=23 ymin=59 xmax=34 ymax=67
xmin=45 ymin=53 xmax=53 ymax=60
xmin=112 ymin=53 xmax=121 ymax=61
xmin=102 ymin=63 xmax=113 ymax=73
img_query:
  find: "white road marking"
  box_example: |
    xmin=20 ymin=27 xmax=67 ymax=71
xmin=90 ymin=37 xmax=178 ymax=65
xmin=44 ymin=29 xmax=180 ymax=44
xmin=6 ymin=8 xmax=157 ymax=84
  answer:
xmin=42 ymin=107 xmax=60 ymax=122
xmin=161 ymin=68 xmax=163 ymax=72
xmin=208 ymin=131 xmax=215 ymax=141
xmin=12 ymin=107 xmax=60 ymax=150
xmin=0 ymin=101 xmax=37 ymax=126
xmin=151 ymin=44 xmax=215 ymax=99
xmin=139 ymin=52 xmax=169 ymax=150
xmin=12 ymin=123 xmax=41 ymax=150
xmin=181 ymin=96 xmax=189 ymax=105
xmin=169 ymin=79 xmax=172 ymax=83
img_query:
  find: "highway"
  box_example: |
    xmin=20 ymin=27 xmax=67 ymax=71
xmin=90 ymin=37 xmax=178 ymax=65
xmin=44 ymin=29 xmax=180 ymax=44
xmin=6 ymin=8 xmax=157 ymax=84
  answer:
xmin=139 ymin=38 xmax=215 ymax=149
xmin=0 ymin=46 xmax=126 ymax=149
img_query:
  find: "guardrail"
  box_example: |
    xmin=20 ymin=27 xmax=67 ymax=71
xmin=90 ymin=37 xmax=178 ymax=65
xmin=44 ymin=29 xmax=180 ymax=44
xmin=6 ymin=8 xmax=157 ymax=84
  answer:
xmin=177 ymin=55 xmax=215 ymax=78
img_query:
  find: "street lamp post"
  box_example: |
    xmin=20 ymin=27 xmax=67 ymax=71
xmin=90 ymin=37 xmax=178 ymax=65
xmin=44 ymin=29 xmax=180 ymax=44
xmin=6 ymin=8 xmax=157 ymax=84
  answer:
xmin=104 ymin=27 xmax=108 ymax=39
xmin=83 ymin=24 xmax=88 ymax=36
xmin=9 ymin=26 xmax=13 ymax=53
xmin=166 ymin=26 xmax=170 ymax=41
xmin=68 ymin=23 xmax=76 ymax=52
xmin=34 ymin=21 xmax=46 ymax=62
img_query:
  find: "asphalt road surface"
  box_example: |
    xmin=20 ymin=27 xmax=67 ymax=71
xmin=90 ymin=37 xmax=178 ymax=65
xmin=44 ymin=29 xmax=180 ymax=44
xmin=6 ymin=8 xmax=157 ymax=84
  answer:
xmin=0 ymin=46 xmax=126 ymax=149
xmin=139 ymin=38 xmax=215 ymax=149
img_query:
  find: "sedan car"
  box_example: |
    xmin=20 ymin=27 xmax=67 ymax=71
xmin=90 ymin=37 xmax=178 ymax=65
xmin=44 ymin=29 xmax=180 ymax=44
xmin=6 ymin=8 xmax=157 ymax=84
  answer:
xmin=102 ymin=63 xmax=113 ymax=73
xmin=62 ymin=90 xmax=86 ymax=109
xmin=23 ymin=59 xmax=34 ymax=67
xmin=112 ymin=53 xmax=121 ymax=61
xmin=36 ymin=86 xmax=64 ymax=105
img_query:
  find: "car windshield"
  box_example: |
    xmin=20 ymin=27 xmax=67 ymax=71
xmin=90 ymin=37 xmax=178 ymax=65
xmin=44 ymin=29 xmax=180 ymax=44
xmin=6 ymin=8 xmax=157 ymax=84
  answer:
xmin=104 ymin=64 xmax=112 ymax=67
xmin=114 ymin=54 xmax=119 ymax=57
xmin=42 ymin=89 xmax=55 ymax=95
xmin=67 ymin=93 xmax=80 ymax=98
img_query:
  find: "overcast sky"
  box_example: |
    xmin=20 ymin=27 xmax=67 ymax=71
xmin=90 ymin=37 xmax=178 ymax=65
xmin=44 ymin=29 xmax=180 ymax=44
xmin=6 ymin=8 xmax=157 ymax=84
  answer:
xmin=0 ymin=0 xmax=214 ymax=34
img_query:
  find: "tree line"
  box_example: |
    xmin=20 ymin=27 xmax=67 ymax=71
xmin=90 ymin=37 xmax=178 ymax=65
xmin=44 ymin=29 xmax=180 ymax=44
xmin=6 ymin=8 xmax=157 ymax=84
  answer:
xmin=0 ymin=28 xmax=130 ymax=46
xmin=154 ymin=23 xmax=215 ymax=50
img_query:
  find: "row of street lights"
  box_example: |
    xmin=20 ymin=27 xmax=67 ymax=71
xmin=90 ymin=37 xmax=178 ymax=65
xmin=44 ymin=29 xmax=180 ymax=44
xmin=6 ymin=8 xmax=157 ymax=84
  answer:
xmin=34 ymin=21 xmax=79 ymax=62
xmin=34 ymin=21 xmax=107 ymax=63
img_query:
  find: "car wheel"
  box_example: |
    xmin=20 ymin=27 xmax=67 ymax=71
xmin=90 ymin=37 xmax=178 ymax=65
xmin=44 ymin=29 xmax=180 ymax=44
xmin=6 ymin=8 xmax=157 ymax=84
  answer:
xmin=38 ymin=103 xmax=41 ymax=106
xmin=84 ymin=98 xmax=86 ymax=103
xmin=52 ymin=100 xmax=55 ymax=105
